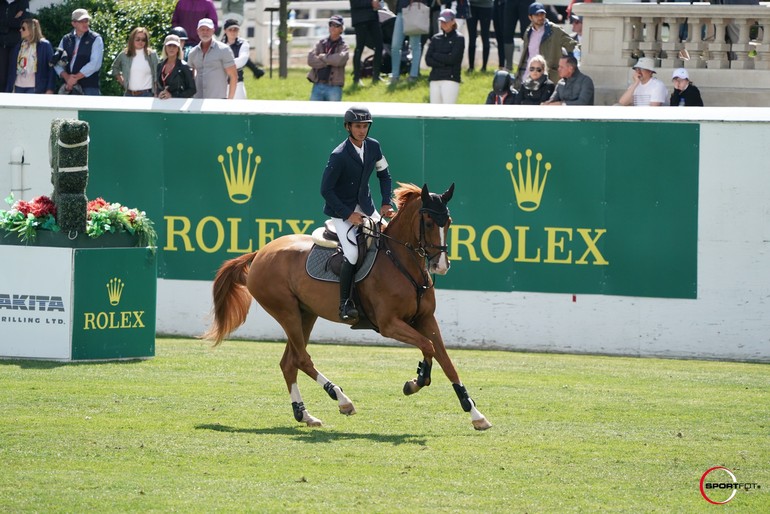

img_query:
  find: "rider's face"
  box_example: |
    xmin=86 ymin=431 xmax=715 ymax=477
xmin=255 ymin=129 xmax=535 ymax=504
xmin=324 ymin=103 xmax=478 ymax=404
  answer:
xmin=347 ymin=122 xmax=370 ymax=143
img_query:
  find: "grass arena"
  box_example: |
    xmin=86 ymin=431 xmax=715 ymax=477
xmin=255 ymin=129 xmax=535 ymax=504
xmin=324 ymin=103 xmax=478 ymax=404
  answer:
xmin=1 ymin=97 xmax=769 ymax=510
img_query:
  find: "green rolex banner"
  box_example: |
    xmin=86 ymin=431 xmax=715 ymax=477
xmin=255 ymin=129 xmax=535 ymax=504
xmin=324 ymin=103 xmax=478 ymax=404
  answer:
xmin=81 ymin=111 xmax=698 ymax=299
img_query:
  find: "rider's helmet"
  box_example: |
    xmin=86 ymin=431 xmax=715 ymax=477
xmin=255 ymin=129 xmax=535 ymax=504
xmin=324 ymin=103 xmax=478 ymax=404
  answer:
xmin=169 ymin=26 xmax=189 ymax=41
xmin=344 ymin=106 xmax=372 ymax=140
xmin=344 ymin=106 xmax=373 ymax=124
xmin=492 ymin=70 xmax=515 ymax=95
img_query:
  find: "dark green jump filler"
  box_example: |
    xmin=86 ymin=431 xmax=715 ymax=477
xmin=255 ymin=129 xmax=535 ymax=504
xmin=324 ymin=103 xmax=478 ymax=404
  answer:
xmin=50 ymin=119 xmax=90 ymax=233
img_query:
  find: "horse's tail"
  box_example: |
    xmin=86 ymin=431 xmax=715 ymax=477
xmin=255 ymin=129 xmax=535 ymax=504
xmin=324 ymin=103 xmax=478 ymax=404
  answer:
xmin=202 ymin=251 xmax=257 ymax=346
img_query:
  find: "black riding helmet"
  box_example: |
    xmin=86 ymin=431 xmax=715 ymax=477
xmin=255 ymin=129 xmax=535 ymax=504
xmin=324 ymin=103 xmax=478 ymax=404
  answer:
xmin=169 ymin=26 xmax=188 ymax=41
xmin=492 ymin=70 xmax=515 ymax=95
xmin=344 ymin=106 xmax=372 ymax=141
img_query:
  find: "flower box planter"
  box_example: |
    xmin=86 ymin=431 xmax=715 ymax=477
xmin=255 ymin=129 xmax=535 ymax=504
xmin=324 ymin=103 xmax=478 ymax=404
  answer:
xmin=0 ymin=230 xmax=139 ymax=248
xmin=0 ymin=244 xmax=156 ymax=361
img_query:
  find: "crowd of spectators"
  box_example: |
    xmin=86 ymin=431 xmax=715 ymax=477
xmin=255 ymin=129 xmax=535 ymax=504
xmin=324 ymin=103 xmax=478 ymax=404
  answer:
xmin=0 ymin=0 xmax=728 ymax=105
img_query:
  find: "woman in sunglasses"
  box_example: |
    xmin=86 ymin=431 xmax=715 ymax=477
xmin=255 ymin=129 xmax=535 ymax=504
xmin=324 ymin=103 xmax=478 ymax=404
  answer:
xmin=515 ymin=54 xmax=554 ymax=105
xmin=111 ymin=27 xmax=158 ymax=97
xmin=6 ymin=18 xmax=55 ymax=94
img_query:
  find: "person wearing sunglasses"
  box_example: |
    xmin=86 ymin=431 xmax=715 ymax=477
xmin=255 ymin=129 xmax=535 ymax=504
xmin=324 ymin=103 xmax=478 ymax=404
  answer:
xmin=515 ymin=54 xmax=554 ymax=105
xmin=111 ymin=27 xmax=158 ymax=97
xmin=308 ymin=15 xmax=350 ymax=101
xmin=513 ymin=3 xmax=575 ymax=89
xmin=5 ymin=18 xmax=54 ymax=94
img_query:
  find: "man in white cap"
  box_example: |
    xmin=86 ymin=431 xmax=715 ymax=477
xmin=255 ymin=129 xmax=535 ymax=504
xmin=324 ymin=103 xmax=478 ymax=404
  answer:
xmin=670 ymin=68 xmax=703 ymax=107
xmin=618 ymin=56 xmax=668 ymax=106
xmin=54 ymin=8 xmax=104 ymax=95
xmin=187 ymin=18 xmax=238 ymax=99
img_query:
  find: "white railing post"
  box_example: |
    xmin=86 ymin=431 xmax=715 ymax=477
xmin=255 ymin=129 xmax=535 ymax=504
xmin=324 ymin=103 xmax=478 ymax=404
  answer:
xmin=707 ymin=18 xmax=730 ymax=69
xmin=660 ymin=16 xmax=685 ymax=69
xmin=731 ymin=18 xmax=756 ymax=69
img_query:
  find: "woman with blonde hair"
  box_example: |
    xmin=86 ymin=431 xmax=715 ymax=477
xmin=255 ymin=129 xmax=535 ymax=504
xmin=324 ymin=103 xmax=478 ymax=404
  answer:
xmin=515 ymin=54 xmax=554 ymax=105
xmin=156 ymin=34 xmax=195 ymax=99
xmin=5 ymin=18 xmax=55 ymax=94
xmin=111 ymin=27 xmax=158 ymax=97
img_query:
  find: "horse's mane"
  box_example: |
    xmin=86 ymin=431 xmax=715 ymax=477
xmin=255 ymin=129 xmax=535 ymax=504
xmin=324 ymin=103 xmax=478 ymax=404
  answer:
xmin=392 ymin=182 xmax=422 ymax=212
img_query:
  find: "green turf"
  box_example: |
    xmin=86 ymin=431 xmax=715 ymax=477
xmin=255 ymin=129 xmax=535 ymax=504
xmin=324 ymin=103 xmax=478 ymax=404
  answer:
xmin=246 ymin=67 xmax=498 ymax=104
xmin=1 ymin=339 xmax=768 ymax=512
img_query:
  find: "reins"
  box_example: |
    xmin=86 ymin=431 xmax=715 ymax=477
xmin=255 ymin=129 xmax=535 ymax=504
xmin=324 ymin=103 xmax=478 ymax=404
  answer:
xmin=364 ymin=210 xmax=448 ymax=323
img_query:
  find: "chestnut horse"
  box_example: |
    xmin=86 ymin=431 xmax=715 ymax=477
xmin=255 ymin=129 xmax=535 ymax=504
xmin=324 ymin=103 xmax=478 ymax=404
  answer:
xmin=203 ymin=183 xmax=491 ymax=430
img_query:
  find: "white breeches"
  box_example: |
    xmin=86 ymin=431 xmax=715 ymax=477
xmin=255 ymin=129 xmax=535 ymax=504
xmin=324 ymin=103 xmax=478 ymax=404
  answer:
xmin=331 ymin=205 xmax=381 ymax=265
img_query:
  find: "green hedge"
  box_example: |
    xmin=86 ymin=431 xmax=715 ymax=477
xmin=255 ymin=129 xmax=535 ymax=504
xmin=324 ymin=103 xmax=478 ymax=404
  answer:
xmin=34 ymin=0 xmax=176 ymax=97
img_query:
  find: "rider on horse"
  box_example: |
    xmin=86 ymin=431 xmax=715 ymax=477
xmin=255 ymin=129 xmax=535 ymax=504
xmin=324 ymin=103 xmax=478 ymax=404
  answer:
xmin=321 ymin=106 xmax=396 ymax=321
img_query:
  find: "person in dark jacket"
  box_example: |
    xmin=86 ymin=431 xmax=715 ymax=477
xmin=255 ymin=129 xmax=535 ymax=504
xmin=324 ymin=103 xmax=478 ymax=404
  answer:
xmin=350 ymin=0 xmax=383 ymax=85
xmin=156 ymin=34 xmax=196 ymax=99
xmin=670 ymin=68 xmax=704 ymax=107
xmin=54 ymin=8 xmax=104 ymax=95
xmin=515 ymin=54 xmax=554 ymax=105
xmin=485 ymin=69 xmax=517 ymax=104
xmin=320 ymin=106 xmax=395 ymax=321
xmin=0 ymin=0 xmax=28 ymax=91
xmin=425 ymin=9 xmax=464 ymax=104
xmin=6 ymin=18 xmax=55 ymax=94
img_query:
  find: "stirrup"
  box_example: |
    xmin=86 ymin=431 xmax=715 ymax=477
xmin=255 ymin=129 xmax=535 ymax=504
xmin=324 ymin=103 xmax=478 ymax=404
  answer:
xmin=339 ymin=299 xmax=359 ymax=321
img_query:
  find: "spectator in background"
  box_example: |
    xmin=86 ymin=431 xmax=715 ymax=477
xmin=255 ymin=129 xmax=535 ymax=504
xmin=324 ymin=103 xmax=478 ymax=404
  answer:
xmin=515 ymin=3 xmax=575 ymax=88
xmin=169 ymin=26 xmax=191 ymax=60
xmin=425 ymin=9 xmax=464 ymax=104
xmin=0 ymin=0 xmax=28 ymax=91
xmin=219 ymin=0 xmax=264 ymax=79
xmin=221 ymin=19 xmax=249 ymax=99
xmin=172 ymin=0 xmax=218 ymax=47
xmin=515 ymin=54 xmax=554 ymax=104
xmin=617 ymin=57 xmax=667 ymax=106
xmin=157 ymin=34 xmax=195 ymax=99
xmin=390 ymin=0 xmax=427 ymax=84
xmin=670 ymin=68 xmax=704 ymax=106
xmin=485 ymin=69 xmax=517 ymax=104
xmin=188 ymin=18 xmax=237 ymax=99
xmin=570 ymin=14 xmax=582 ymax=64
xmin=111 ymin=27 xmax=158 ymax=97
xmin=543 ymin=54 xmax=593 ymax=105
xmin=467 ymin=0 xmax=493 ymax=73
xmin=502 ymin=0 xmax=531 ymax=70
xmin=308 ymin=15 xmax=349 ymax=101
xmin=55 ymin=8 xmax=104 ymax=96
xmin=492 ymin=0 xmax=506 ymax=68
xmin=350 ymin=0 xmax=383 ymax=85
xmin=5 ymin=18 xmax=54 ymax=94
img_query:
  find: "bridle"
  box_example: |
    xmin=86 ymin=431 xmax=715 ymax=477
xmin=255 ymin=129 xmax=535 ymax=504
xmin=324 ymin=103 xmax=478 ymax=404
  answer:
xmin=373 ymin=205 xmax=450 ymax=324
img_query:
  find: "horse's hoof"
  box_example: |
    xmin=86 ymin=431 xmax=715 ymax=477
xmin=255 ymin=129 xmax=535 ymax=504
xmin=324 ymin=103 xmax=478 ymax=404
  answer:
xmin=339 ymin=403 xmax=356 ymax=416
xmin=472 ymin=417 xmax=492 ymax=431
xmin=403 ymin=379 xmax=421 ymax=396
xmin=302 ymin=412 xmax=323 ymax=427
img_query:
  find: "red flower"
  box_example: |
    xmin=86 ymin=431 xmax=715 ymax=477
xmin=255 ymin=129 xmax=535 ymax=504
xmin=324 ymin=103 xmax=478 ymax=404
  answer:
xmin=28 ymin=196 xmax=57 ymax=218
xmin=87 ymin=197 xmax=109 ymax=212
xmin=15 ymin=200 xmax=31 ymax=215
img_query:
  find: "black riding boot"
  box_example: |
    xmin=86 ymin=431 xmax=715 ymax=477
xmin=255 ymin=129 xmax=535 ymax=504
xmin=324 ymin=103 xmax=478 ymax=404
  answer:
xmin=339 ymin=259 xmax=359 ymax=321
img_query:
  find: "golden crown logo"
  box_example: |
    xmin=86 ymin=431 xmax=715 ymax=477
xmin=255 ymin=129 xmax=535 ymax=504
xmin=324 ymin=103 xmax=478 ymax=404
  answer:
xmin=218 ymin=143 xmax=262 ymax=204
xmin=106 ymin=278 xmax=124 ymax=306
xmin=505 ymin=149 xmax=553 ymax=212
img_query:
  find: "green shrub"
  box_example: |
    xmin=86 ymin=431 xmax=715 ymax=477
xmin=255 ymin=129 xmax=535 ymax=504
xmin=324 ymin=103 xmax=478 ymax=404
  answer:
xmin=34 ymin=0 xmax=176 ymax=97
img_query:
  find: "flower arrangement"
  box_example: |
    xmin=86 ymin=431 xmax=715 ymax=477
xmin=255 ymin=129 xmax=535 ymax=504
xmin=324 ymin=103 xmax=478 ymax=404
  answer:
xmin=0 ymin=194 xmax=157 ymax=247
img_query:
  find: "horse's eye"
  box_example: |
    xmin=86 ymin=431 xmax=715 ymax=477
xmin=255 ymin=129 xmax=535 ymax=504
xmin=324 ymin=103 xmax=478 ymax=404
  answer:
xmin=426 ymin=220 xmax=434 ymax=229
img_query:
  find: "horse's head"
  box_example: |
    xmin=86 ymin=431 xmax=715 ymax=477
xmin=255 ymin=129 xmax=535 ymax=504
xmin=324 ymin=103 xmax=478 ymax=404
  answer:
xmin=419 ymin=183 xmax=454 ymax=275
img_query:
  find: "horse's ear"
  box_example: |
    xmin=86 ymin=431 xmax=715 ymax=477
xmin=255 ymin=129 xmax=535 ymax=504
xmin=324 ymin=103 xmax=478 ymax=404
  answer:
xmin=421 ymin=184 xmax=430 ymax=203
xmin=441 ymin=183 xmax=455 ymax=204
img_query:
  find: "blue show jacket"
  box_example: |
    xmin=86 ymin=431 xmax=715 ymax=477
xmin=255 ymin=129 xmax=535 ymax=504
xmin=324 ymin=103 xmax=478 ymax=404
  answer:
xmin=321 ymin=137 xmax=392 ymax=220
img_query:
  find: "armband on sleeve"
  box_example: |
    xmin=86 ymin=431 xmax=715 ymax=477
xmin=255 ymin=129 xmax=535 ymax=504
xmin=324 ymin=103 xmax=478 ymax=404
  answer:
xmin=375 ymin=156 xmax=388 ymax=172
